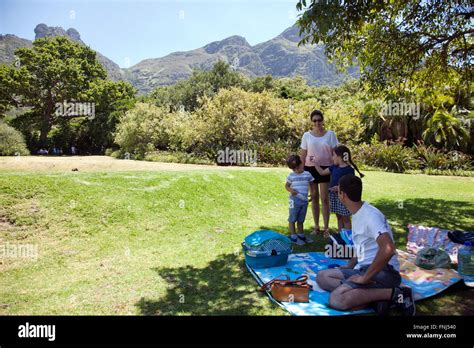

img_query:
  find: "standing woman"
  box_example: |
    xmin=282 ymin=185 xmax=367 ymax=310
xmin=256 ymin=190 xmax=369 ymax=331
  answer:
xmin=300 ymin=110 xmax=339 ymax=238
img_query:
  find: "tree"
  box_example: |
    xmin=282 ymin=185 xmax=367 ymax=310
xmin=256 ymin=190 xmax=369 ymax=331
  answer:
xmin=148 ymin=60 xmax=245 ymax=112
xmin=1 ymin=37 xmax=136 ymax=153
xmin=296 ymin=0 xmax=473 ymax=94
xmin=246 ymin=75 xmax=274 ymax=93
xmin=76 ymin=80 xmax=136 ymax=153
xmin=1 ymin=37 xmax=106 ymax=147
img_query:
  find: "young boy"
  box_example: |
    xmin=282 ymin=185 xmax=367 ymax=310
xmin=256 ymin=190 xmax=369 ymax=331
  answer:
xmin=285 ymin=155 xmax=316 ymax=245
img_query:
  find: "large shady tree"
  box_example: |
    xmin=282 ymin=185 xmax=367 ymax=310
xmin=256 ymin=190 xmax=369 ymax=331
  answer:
xmin=295 ymin=0 xmax=473 ymax=151
xmin=0 ymin=36 xmax=136 ymax=151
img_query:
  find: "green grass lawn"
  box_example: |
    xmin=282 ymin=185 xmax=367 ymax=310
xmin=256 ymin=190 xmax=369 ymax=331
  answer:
xmin=0 ymin=161 xmax=473 ymax=315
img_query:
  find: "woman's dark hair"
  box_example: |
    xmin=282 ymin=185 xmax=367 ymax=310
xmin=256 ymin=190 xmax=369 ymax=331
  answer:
xmin=339 ymin=174 xmax=362 ymax=202
xmin=310 ymin=109 xmax=324 ymax=121
xmin=333 ymin=145 xmax=365 ymax=178
xmin=286 ymin=154 xmax=302 ymax=170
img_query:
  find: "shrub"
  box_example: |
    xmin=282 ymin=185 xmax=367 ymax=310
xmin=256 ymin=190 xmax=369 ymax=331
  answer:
xmin=414 ymin=145 xmax=451 ymax=170
xmin=0 ymin=122 xmax=30 ymax=156
xmin=114 ymin=103 xmax=170 ymax=157
xmin=250 ymin=140 xmax=295 ymax=166
xmin=352 ymin=139 xmax=421 ymax=173
xmin=191 ymin=88 xmax=290 ymax=158
xmin=414 ymin=145 xmax=473 ymax=171
xmin=447 ymin=150 xmax=473 ymax=170
xmin=374 ymin=143 xmax=421 ymax=173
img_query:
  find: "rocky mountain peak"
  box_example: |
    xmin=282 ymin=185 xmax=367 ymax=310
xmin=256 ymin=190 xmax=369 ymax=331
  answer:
xmin=204 ymin=35 xmax=250 ymax=54
xmin=34 ymin=23 xmax=83 ymax=43
xmin=278 ymin=25 xmax=303 ymax=43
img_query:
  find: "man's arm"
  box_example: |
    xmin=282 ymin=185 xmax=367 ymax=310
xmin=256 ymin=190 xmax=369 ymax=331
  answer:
xmin=349 ymin=233 xmax=396 ymax=284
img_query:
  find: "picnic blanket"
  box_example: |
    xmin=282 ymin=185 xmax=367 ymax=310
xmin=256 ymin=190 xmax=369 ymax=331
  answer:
xmin=247 ymin=250 xmax=462 ymax=316
xmin=406 ymin=224 xmax=461 ymax=263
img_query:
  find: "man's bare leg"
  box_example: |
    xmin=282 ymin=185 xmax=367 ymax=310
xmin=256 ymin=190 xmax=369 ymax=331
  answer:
xmin=329 ymin=284 xmax=392 ymax=311
xmin=316 ymin=269 xmax=344 ymax=292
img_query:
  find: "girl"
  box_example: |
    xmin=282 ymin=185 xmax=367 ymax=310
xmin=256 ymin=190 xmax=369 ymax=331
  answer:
xmin=314 ymin=145 xmax=364 ymax=235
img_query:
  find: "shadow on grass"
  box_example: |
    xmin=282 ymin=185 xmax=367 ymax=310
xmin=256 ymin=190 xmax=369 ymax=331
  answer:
xmin=372 ymin=198 xmax=474 ymax=247
xmin=135 ymin=252 xmax=284 ymax=315
xmin=415 ymin=281 xmax=474 ymax=315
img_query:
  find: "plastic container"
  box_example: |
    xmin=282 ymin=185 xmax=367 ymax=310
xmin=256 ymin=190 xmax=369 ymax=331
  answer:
xmin=458 ymin=241 xmax=474 ymax=287
xmin=243 ymin=230 xmax=292 ymax=269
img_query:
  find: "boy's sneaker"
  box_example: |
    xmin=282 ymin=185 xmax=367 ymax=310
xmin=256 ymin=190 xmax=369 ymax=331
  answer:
xmin=290 ymin=235 xmax=305 ymax=245
xmin=297 ymin=234 xmax=307 ymax=245
xmin=392 ymin=286 xmax=416 ymax=316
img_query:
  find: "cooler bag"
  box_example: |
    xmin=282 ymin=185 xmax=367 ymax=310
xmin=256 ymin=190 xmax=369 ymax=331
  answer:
xmin=242 ymin=230 xmax=292 ymax=269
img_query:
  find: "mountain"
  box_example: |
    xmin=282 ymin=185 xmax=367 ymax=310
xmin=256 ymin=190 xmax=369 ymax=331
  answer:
xmin=122 ymin=35 xmax=268 ymax=93
xmin=0 ymin=24 xmax=122 ymax=81
xmin=124 ymin=25 xmax=359 ymax=94
xmin=33 ymin=24 xmax=123 ymax=80
xmin=1 ymin=24 xmax=358 ymax=95
xmin=0 ymin=34 xmax=32 ymax=63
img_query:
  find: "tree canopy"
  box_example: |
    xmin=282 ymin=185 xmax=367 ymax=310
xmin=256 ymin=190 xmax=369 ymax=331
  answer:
xmin=0 ymin=36 xmax=136 ymax=152
xmin=296 ymin=0 xmax=473 ymax=94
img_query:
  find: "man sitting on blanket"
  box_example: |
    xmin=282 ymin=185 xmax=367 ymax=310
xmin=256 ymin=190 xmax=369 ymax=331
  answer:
xmin=316 ymin=174 xmax=416 ymax=315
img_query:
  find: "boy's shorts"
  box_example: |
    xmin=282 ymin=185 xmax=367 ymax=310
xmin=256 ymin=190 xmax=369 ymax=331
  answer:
xmin=339 ymin=264 xmax=401 ymax=289
xmin=288 ymin=196 xmax=308 ymax=223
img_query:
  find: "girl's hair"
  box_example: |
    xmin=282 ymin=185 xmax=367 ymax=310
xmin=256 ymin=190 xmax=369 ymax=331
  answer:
xmin=310 ymin=109 xmax=324 ymax=121
xmin=334 ymin=145 xmax=365 ymax=178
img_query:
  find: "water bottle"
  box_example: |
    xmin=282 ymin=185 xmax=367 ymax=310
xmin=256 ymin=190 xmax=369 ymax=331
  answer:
xmin=458 ymin=241 xmax=474 ymax=287
xmin=295 ymin=193 xmax=307 ymax=201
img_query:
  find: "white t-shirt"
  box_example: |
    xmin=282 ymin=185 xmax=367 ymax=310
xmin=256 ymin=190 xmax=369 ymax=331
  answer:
xmin=352 ymin=202 xmax=400 ymax=271
xmin=300 ymin=130 xmax=339 ymax=166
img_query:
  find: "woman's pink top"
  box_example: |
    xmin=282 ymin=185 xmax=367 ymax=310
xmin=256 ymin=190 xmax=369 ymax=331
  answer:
xmin=300 ymin=130 xmax=339 ymax=167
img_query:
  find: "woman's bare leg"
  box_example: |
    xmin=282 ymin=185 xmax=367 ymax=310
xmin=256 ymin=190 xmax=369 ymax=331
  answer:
xmin=319 ymin=182 xmax=330 ymax=236
xmin=311 ymin=184 xmax=320 ymax=234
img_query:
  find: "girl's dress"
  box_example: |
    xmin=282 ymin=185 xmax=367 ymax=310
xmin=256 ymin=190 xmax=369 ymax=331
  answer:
xmin=328 ymin=165 xmax=354 ymax=216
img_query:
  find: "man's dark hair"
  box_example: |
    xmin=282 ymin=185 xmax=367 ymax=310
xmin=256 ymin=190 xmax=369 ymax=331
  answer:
xmin=339 ymin=174 xmax=362 ymax=202
xmin=310 ymin=109 xmax=324 ymax=121
xmin=286 ymin=155 xmax=302 ymax=170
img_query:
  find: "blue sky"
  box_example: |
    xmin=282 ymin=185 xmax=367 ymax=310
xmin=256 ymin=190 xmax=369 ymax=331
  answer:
xmin=0 ymin=0 xmax=302 ymax=68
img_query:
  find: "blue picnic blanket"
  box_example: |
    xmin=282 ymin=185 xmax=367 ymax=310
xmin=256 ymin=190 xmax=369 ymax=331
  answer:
xmin=247 ymin=251 xmax=462 ymax=316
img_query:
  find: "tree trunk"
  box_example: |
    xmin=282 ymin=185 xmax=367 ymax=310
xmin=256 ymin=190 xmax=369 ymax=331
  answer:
xmin=39 ymin=97 xmax=54 ymax=148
